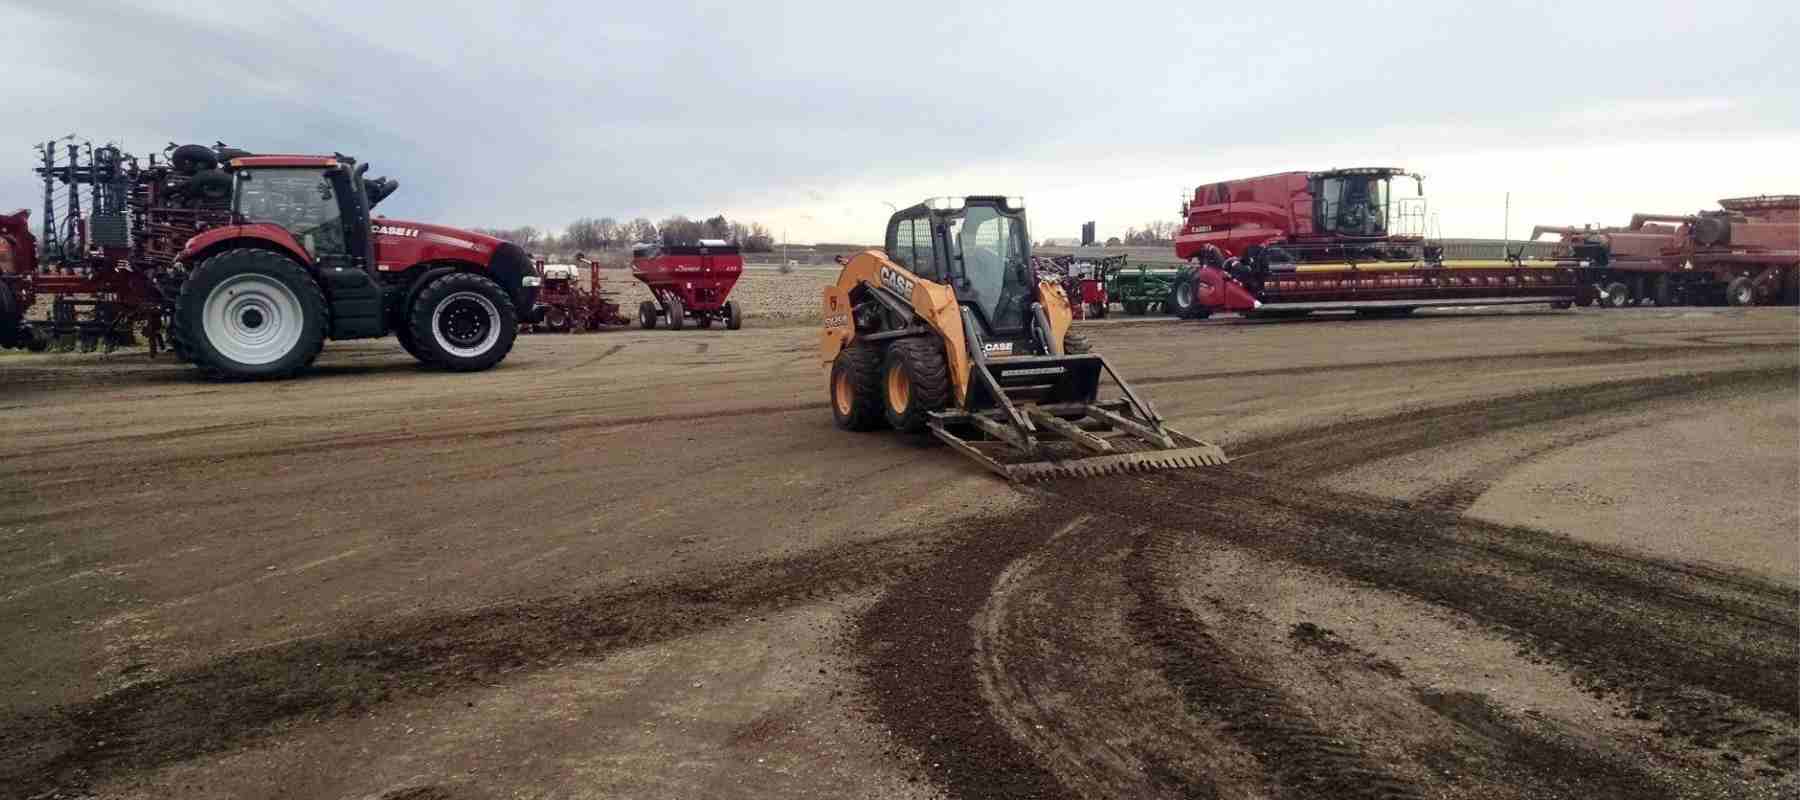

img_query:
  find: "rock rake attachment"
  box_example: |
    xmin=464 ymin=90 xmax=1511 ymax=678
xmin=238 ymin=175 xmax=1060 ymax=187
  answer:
xmin=927 ymin=352 xmax=1226 ymax=481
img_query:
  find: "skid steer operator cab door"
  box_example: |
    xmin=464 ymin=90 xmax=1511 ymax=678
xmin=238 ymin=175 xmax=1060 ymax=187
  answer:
xmin=885 ymin=196 xmax=1035 ymax=342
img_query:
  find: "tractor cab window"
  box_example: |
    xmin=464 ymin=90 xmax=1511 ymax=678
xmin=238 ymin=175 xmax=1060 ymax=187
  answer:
xmin=947 ymin=205 xmax=1029 ymax=332
xmin=1315 ymin=174 xmax=1390 ymax=237
xmin=236 ymin=168 xmax=348 ymax=259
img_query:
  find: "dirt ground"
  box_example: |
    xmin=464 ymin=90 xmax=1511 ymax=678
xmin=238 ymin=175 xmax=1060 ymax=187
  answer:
xmin=1 ymin=305 xmax=1795 ymax=799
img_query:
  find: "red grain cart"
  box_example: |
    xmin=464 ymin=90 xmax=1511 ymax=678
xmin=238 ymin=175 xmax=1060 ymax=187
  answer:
xmin=525 ymin=257 xmax=628 ymax=333
xmin=630 ymin=239 xmax=745 ymax=330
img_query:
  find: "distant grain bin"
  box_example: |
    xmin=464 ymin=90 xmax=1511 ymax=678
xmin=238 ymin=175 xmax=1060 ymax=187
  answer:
xmin=1081 ymin=221 xmax=1096 ymax=246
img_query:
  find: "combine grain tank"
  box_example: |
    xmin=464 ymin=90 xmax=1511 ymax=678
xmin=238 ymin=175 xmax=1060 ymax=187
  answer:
xmin=1533 ymin=195 xmax=1799 ymax=307
xmin=1173 ymin=168 xmax=1580 ymax=318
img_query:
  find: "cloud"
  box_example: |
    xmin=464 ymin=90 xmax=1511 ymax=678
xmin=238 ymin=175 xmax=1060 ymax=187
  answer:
xmin=1 ymin=0 xmax=1794 ymax=244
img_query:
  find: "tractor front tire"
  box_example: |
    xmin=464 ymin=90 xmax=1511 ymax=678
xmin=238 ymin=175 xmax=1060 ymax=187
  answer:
xmin=394 ymin=324 xmax=429 ymax=363
xmin=173 ymin=248 xmax=327 ymax=380
xmin=831 ymin=343 xmax=886 ymax=432
xmin=726 ymin=300 xmax=744 ymax=330
xmin=408 ymin=272 xmax=518 ymax=371
xmin=638 ymin=301 xmax=659 ymax=329
xmin=882 ymin=338 xmax=951 ymax=433
xmin=1063 ymin=330 xmax=1092 ymax=354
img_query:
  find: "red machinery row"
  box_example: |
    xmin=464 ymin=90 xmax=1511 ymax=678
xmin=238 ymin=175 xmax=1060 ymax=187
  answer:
xmin=1531 ymin=195 xmax=1799 ymax=307
xmin=522 ymin=242 xmax=746 ymax=334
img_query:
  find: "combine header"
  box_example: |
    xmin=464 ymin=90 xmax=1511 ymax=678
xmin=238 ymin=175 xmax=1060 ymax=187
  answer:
xmin=1532 ymin=195 xmax=1799 ymax=307
xmin=1173 ymin=168 xmax=1581 ymax=318
xmin=822 ymin=196 xmax=1225 ymax=481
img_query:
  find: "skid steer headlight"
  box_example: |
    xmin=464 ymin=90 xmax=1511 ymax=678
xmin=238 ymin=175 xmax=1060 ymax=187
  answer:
xmin=925 ymin=196 xmax=966 ymax=212
xmin=1004 ymin=196 xmax=1026 ymax=211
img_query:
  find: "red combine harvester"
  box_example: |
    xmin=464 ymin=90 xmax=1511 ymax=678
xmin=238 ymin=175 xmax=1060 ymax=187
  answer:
xmin=524 ymin=255 xmax=628 ymax=333
xmin=630 ymin=239 xmax=745 ymax=330
xmin=4 ymin=140 xmax=544 ymax=377
xmin=1172 ymin=167 xmax=1580 ymax=319
xmin=1532 ymin=195 xmax=1799 ymax=307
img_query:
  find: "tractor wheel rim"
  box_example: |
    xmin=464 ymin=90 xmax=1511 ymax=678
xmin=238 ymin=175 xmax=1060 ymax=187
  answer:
xmin=432 ymin=291 xmax=501 ymax=357
xmin=886 ymin=363 xmax=910 ymax=413
xmin=1177 ymin=282 xmax=1194 ymax=307
xmin=203 ymin=273 xmax=304 ymax=365
xmin=833 ymin=371 xmax=852 ymax=415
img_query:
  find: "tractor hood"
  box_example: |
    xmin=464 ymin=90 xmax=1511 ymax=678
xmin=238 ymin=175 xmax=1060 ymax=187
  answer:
xmin=371 ymin=217 xmax=506 ymax=255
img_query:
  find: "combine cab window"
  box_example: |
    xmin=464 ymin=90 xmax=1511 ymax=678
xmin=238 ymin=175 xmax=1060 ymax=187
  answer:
xmin=237 ymin=168 xmax=347 ymax=259
xmin=949 ymin=206 xmax=1029 ymax=333
xmin=1316 ymin=174 xmax=1391 ymax=237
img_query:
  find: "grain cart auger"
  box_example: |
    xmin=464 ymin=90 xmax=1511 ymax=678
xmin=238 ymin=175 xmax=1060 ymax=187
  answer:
xmin=820 ymin=196 xmax=1226 ymax=481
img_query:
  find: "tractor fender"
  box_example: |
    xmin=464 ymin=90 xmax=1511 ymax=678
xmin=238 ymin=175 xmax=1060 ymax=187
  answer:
xmin=180 ymin=225 xmax=312 ymax=269
xmin=400 ymin=265 xmax=461 ymax=317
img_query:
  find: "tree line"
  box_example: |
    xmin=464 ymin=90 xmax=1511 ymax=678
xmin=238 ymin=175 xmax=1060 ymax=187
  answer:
xmin=1113 ymin=219 xmax=1177 ymax=247
xmin=473 ymin=214 xmax=776 ymax=253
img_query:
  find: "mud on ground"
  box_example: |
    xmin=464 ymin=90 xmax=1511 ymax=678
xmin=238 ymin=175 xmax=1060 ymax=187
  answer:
xmin=1 ymin=306 xmax=1795 ymax=799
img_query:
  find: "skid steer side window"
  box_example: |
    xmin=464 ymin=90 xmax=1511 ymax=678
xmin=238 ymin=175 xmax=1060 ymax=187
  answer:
xmin=911 ymin=218 xmax=939 ymax=281
xmin=888 ymin=218 xmax=915 ymax=272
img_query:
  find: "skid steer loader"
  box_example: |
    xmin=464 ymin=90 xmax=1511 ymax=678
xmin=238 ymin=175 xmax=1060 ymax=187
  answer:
xmin=820 ymin=196 xmax=1226 ymax=480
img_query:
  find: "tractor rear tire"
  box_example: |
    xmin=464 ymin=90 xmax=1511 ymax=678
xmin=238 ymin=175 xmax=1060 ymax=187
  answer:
xmin=726 ymin=300 xmax=743 ymax=330
xmin=408 ymin=272 xmax=518 ymax=371
xmin=666 ymin=298 xmax=685 ymax=331
xmin=1725 ymin=276 xmax=1755 ymax=307
xmin=1063 ymin=330 xmax=1092 ymax=354
xmin=173 ymin=248 xmax=327 ymax=380
xmin=831 ymin=343 xmax=886 ymax=432
xmin=638 ymin=301 xmax=658 ymax=329
xmin=882 ymin=338 xmax=950 ymax=433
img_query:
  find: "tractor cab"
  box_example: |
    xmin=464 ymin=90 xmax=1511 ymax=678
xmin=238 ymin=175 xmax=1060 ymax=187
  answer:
xmin=1309 ymin=168 xmax=1425 ymax=238
xmin=885 ymin=196 xmax=1035 ymax=338
xmin=227 ymin=155 xmax=385 ymax=276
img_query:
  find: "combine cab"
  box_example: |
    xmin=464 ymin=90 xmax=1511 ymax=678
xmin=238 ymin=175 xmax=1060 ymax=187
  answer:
xmin=1173 ymin=168 xmax=1580 ymax=318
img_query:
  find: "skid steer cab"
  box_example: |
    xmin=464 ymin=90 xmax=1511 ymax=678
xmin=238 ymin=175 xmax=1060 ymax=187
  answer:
xmin=819 ymin=196 xmax=1225 ymax=480
xmin=171 ymin=154 xmax=542 ymax=379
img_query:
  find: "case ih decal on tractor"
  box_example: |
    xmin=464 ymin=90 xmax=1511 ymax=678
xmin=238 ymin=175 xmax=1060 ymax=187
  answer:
xmin=3 ymin=140 xmax=544 ymax=377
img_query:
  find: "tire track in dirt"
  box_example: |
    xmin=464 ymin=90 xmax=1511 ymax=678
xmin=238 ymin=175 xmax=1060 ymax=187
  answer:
xmin=1234 ymin=365 xmax=1797 ymax=480
xmin=1411 ymin=415 xmax=1661 ymax=515
xmin=0 ymin=532 xmax=945 ymax=799
xmin=1096 ymin=472 xmax=1799 ymax=774
xmin=855 ymin=371 xmax=1796 ymax=798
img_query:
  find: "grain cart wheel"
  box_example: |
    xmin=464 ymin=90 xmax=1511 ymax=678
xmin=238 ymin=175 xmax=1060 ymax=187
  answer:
xmin=1725 ymin=276 xmax=1755 ymax=307
xmin=173 ymin=249 xmax=327 ymax=379
xmin=881 ymin=338 xmax=950 ymax=433
xmin=1063 ymin=330 xmax=1092 ymax=354
xmin=1602 ymin=281 xmax=1630 ymax=308
xmin=725 ymin=300 xmax=743 ymax=330
xmin=409 ymin=272 xmax=518 ymax=371
xmin=665 ymin=297 xmax=686 ymax=330
xmin=638 ymin=301 xmax=659 ymax=329
xmin=830 ymin=342 xmax=886 ymax=432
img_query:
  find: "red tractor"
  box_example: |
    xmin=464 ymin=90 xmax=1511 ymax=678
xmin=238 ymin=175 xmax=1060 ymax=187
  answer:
xmin=1171 ymin=167 xmax=1579 ymax=318
xmin=630 ymin=239 xmax=745 ymax=330
xmin=8 ymin=142 xmax=543 ymax=377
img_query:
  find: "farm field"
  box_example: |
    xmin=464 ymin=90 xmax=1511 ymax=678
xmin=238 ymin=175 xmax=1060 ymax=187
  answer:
xmin=1 ymin=305 xmax=1795 ymax=799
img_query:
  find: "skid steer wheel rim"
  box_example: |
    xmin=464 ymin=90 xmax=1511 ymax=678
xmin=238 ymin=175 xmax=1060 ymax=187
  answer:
xmin=833 ymin=370 xmax=853 ymax=416
xmin=203 ymin=273 xmax=303 ymax=366
xmin=432 ymin=291 xmax=501 ymax=357
xmin=885 ymin=362 xmax=911 ymax=413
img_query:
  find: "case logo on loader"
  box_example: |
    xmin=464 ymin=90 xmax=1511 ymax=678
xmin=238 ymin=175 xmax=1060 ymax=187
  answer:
xmin=982 ymin=341 xmax=1014 ymax=356
xmin=879 ymin=265 xmax=915 ymax=298
xmin=373 ymin=225 xmax=419 ymax=238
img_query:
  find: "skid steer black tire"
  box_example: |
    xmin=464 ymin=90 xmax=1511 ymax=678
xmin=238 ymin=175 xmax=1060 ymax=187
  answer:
xmin=831 ymin=342 xmax=886 ymax=432
xmin=882 ymin=338 xmax=950 ymax=433
xmin=173 ymin=248 xmax=328 ymax=380
xmin=408 ymin=272 xmax=518 ymax=371
xmin=1063 ymin=330 xmax=1092 ymax=354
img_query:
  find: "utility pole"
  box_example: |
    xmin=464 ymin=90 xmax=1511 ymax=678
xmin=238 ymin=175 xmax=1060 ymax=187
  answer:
xmin=1502 ymin=192 xmax=1511 ymax=262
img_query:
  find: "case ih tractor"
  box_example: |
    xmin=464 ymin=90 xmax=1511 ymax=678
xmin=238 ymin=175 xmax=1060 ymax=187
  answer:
xmin=1170 ymin=167 xmax=1579 ymax=318
xmin=6 ymin=141 xmax=543 ymax=377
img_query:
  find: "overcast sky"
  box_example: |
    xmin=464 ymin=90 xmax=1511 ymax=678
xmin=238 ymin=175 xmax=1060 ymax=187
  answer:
xmin=4 ymin=0 xmax=1795 ymax=245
